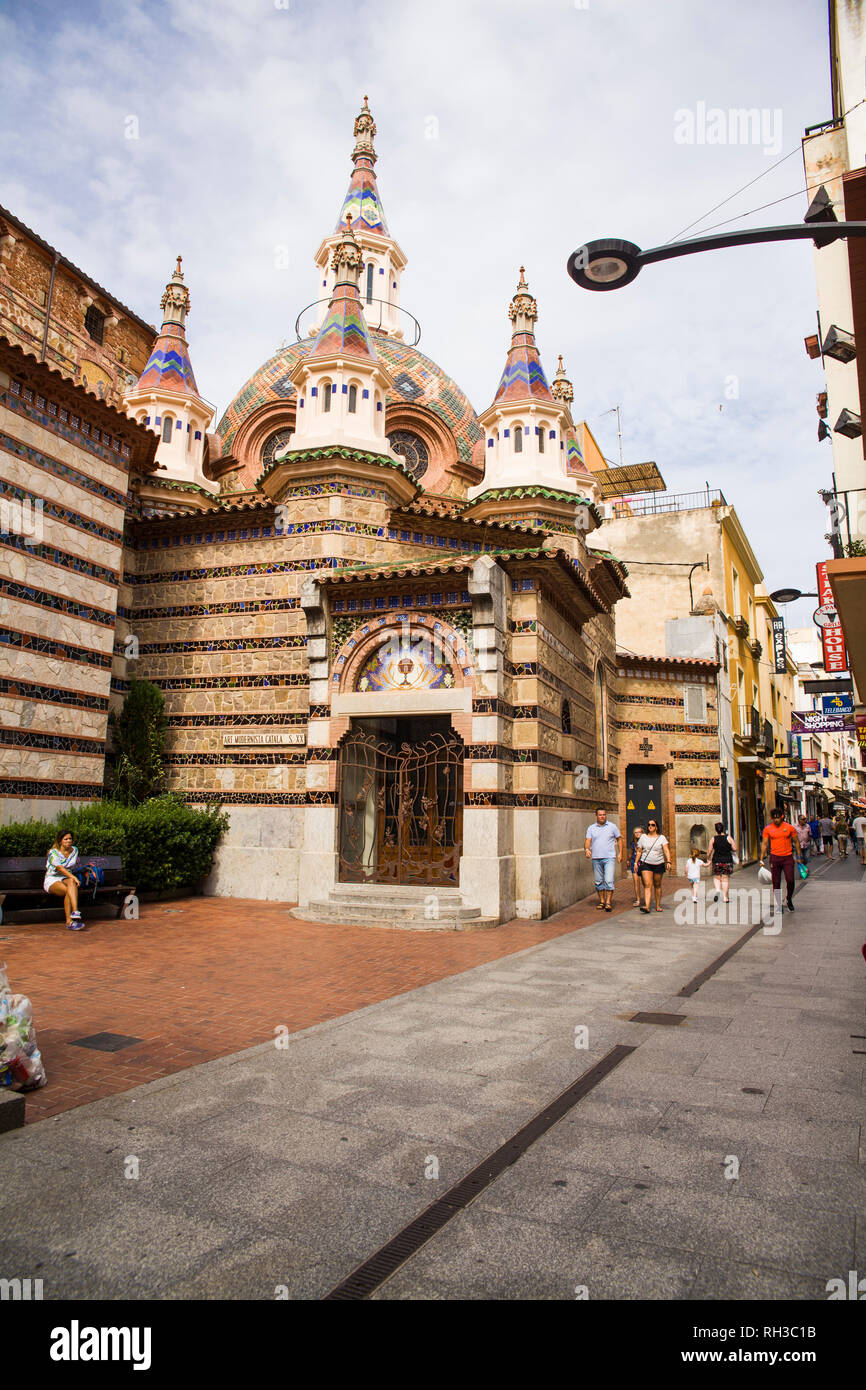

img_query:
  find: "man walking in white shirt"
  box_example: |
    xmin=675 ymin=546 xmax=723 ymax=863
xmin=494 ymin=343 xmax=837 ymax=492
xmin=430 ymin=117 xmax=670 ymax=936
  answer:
xmin=584 ymin=807 xmax=622 ymax=912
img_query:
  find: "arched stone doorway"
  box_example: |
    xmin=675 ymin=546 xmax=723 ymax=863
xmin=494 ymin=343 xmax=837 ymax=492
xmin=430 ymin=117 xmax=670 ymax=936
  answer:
xmin=338 ymin=716 xmax=463 ymax=885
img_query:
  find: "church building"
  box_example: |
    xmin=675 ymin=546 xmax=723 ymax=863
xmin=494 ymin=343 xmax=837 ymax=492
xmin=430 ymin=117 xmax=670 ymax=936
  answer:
xmin=2 ymin=100 xmax=631 ymax=926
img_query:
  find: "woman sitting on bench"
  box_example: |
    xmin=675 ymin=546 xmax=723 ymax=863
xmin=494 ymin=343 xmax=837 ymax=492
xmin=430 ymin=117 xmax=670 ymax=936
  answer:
xmin=44 ymin=831 xmax=84 ymax=930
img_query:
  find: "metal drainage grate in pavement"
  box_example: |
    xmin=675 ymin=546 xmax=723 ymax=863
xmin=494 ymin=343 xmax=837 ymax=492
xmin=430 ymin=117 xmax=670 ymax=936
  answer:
xmin=69 ymin=1032 xmax=143 ymax=1052
xmin=322 ymin=1044 xmax=636 ymax=1300
xmin=628 ymin=1011 xmax=686 ymax=1027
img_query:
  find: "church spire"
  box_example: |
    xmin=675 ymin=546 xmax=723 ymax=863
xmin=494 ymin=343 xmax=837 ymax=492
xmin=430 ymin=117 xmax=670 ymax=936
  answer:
xmin=135 ymin=255 xmax=198 ymax=395
xmin=313 ymin=99 xmax=407 ymax=339
xmin=308 ymin=215 xmax=377 ymax=362
xmin=124 ymin=255 xmax=215 ymax=490
xmin=336 ymin=96 xmax=389 ymax=235
xmin=492 ymin=268 xmax=555 ymax=404
xmin=551 ymin=354 xmax=574 ymax=405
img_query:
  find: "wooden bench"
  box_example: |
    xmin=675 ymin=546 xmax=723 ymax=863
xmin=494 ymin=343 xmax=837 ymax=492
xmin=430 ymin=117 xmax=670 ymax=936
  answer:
xmin=0 ymin=856 xmax=135 ymax=924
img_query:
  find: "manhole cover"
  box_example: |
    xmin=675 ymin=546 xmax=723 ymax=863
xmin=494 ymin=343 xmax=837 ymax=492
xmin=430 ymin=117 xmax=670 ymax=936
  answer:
xmin=628 ymin=1012 xmax=686 ymax=1027
xmin=70 ymin=1032 xmax=143 ymax=1052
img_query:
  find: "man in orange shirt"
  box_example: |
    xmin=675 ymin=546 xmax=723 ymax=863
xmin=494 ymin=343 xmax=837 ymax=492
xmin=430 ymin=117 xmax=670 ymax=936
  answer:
xmin=759 ymin=806 xmax=803 ymax=912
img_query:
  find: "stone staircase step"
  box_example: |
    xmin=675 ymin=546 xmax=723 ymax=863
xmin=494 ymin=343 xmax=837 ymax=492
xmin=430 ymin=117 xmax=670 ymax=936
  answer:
xmin=289 ymin=904 xmax=498 ymax=931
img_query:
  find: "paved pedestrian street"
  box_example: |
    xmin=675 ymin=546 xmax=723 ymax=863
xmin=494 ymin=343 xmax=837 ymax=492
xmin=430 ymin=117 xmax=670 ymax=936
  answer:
xmin=1 ymin=854 xmax=863 ymax=1303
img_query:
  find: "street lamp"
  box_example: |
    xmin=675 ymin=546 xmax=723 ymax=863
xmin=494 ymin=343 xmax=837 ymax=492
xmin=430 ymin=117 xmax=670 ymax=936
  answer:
xmin=567 ymin=223 xmax=866 ymax=292
xmin=769 ymin=588 xmax=818 ymax=604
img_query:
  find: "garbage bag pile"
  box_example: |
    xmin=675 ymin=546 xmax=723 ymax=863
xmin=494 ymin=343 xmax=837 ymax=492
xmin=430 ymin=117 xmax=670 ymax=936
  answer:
xmin=0 ymin=964 xmax=47 ymax=1092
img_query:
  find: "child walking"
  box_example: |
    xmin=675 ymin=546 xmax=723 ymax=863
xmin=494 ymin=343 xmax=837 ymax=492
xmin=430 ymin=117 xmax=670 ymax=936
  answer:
xmin=687 ymin=847 xmax=703 ymax=904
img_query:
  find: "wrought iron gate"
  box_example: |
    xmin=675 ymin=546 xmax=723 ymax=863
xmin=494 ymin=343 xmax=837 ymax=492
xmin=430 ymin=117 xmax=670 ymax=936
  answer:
xmin=338 ymin=726 xmax=463 ymax=886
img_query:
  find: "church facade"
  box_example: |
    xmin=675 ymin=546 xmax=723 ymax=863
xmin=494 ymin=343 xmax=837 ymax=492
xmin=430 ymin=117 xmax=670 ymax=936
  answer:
xmin=2 ymin=100 xmax=632 ymax=925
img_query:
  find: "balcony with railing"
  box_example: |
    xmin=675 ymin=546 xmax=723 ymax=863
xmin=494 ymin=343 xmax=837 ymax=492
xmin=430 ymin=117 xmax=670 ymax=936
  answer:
xmin=609 ymin=487 xmax=726 ymax=519
xmin=735 ymin=703 xmax=761 ymax=743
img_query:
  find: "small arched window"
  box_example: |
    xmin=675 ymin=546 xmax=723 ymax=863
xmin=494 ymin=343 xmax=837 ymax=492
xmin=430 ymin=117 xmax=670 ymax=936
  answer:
xmin=162 ymin=415 xmax=173 ymax=443
xmin=323 ymin=383 xmax=332 ymax=413
xmin=348 ymin=384 xmax=358 ymax=414
xmin=366 ymin=263 xmax=374 ymax=305
xmin=514 ymin=425 xmax=523 ymax=454
xmin=538 ymin=424 xmax=546 ymax=454
xmin=137 ymin=412 xmax=146 ymax=426
xmin=561 ymin=698 xmax=571 ymax=734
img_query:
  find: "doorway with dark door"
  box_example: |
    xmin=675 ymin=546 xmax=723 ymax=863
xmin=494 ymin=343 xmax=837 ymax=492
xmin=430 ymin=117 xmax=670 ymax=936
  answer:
xmin=625 ymin=765 xmax=665 ymax=846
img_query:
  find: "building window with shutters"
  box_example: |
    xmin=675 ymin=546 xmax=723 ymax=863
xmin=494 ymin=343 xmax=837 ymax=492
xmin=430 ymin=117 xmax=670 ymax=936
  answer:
xmin=683 ymin=684 xmax=707 ymax=723
xmin=84 ymin=305 xmax=105 ymax=344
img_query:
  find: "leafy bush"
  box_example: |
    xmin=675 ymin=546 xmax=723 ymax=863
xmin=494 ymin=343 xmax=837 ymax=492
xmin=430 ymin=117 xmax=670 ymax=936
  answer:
xmin=0 ymin=796 xmax=229 ymax=893
xmin=107 ymin=679 xmax=168 ymax=805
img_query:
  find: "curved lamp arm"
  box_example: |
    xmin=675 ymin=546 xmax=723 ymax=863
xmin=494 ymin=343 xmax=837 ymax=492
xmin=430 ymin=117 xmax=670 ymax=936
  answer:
xmin=567 ymin=223 xmax=866 ymax=291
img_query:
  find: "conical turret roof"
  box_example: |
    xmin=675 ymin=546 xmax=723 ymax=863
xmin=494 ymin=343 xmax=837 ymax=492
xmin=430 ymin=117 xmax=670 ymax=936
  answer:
xmin=492 ymin=268 xmax=555 ymax=404
xmin=309 ymin=216 xmax=378 ymax=362
xmin=135 ymin=256 xmax=199 ymax=395
xmin=335 ymin=96 xmax=389 ymax=235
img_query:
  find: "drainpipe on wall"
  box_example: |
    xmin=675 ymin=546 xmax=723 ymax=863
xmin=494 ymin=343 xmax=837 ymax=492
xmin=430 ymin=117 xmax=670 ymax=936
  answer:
xmin=40 ymin=252 xmax=60 ymax=363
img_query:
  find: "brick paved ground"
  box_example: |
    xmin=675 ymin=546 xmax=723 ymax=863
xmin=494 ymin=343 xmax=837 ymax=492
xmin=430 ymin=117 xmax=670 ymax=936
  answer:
xmin=2 ymin=874 xmax=689 ymax=1123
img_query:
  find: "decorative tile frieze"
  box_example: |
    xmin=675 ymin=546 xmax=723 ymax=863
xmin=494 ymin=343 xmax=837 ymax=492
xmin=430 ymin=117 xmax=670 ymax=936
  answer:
xmin=0 ymin=778 xmax=103 ymax=799
xmin=1 ymin=627 xmax=111 ymax=670
xmin=0 ymin=577 xmax=116 ymax=628
xmin=0 ymin=430 xmax=128 ymax=507
xmin=0 ymin=677 xmax=109 ymax=712
xmin=0 ymin=728 xmax=105 ymax=755
xmin=0 ymin=477 xmax=123 ymax=546
xmin=0 ymin=530 xmax=119 ymax=587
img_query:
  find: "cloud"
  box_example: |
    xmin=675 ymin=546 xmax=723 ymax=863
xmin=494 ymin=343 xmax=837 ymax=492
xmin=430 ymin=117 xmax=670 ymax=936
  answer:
xmin=0 ymin=0 xmax=835 ymax=597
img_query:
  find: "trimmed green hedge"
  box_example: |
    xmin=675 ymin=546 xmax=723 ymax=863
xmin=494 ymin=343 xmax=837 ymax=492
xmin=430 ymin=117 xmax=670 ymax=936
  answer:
xmin=0 ymin=797 xmax=229 ymax=893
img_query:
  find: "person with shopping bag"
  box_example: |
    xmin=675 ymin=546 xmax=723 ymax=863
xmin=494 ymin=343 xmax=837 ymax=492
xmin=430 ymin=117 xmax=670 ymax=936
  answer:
xmin=759 ymin=807 xmax=803 ymax=914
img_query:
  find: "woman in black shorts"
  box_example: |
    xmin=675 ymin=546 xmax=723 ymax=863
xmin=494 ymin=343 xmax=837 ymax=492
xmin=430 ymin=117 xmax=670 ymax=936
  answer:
xmin=710 ymin=822 xmax=737 ymax=903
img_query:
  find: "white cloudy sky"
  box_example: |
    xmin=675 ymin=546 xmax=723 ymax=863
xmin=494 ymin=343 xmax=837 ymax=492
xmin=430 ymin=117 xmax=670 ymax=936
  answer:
xmin=0 ymin=0 xmax=841 ymax=626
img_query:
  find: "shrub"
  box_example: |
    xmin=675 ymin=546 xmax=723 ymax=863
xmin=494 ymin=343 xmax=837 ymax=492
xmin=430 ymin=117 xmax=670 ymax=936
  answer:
xmin=0 ymin=797 xmax=229 ymax=893
xmin=107 ymin=679 xmax=168 ymax=805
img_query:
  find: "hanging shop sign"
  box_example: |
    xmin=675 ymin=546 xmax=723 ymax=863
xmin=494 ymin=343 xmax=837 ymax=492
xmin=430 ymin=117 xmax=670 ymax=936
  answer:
xmin=821 ymin=693 xmax=854 ymax=715
xmin=770 ymin=616 xmax=787 ymax=674
xmin=791 ymin=710 xmax=855 ymax=734
xmin=816 ymin=561 xmax=849 ymax=673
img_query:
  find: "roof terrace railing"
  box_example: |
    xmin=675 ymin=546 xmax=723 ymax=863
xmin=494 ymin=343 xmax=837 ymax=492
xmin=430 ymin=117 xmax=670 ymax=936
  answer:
xmin=610 ymin=488 xmax=726 ymax=518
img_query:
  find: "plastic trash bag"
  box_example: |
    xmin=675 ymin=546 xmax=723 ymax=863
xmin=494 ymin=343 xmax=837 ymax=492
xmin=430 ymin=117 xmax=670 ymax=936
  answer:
xmin=757 ymin=865 xmax=773 ymax=884
xmin=0 ymin=971 xmax=46 ymax=1092
xmin=798 ymin=862 xmax=809 ymax=880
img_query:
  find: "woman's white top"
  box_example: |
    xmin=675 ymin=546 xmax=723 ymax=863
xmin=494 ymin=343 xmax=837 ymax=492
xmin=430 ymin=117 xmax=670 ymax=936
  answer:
xmin=637 ymin=834 xmax=668 ymax=865
xmin=44 ymin=846 xmax=78 ymax=892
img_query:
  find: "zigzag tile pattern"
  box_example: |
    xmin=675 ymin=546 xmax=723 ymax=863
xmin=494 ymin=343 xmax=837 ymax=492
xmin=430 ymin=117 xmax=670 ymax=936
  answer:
xmin=137 ymin=323 xmax=199 ymax=394
xmin=336 ymin=162 xmax=388 ymax=234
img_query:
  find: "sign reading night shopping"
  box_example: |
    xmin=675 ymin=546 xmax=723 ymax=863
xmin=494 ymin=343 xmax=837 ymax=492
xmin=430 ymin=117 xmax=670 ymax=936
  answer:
xmin=816 ymin=560 xmax=849 ymax=673
xmin=791 ymin=710 xmax=855 ymax=734
xmin=770 ymin=616 xmax=786 ymax=674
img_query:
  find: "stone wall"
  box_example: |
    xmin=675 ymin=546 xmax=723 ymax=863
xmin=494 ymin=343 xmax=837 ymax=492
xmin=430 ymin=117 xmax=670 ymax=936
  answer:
xmin=0 ymin=221 xmax=154 ymax=409
xmin=0 ymin=341 xmax=154 ymax=821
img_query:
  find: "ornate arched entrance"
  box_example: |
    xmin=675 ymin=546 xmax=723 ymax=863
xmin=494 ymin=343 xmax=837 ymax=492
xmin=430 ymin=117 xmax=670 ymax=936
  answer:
xmin=338 ymin=717 xmax=463 ymax=886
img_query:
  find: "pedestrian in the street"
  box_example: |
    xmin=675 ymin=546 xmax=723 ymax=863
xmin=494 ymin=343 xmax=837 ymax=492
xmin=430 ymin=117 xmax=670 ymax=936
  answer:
xmin=819 ymin=811 xmax=835 ymax=860
xmin=709 ymin=821 xmax=737 ymax=903
xmin=636 ymin=819 xmax=671 ymax=914
xmin=627 ymin=825 xmax=644 ymax=907
xmin=808 ymin=814 xmax=822 ymax=856
xmin=687 ymin=847 xmax=703 ymax=903
xmin=759 ymin=806 xmax=802 ymax=914
xmin=44 ymin=830 xmax=85 ymax=930
xmin=833 ymin=810 xmax=849 ymax=859
xmin=796 ymin=815 xmax=812 ymax=862
xmin=584 ymin=807 xmax=621 ymax=912
xmin=851 ymin=811 xmax=866 ymax=865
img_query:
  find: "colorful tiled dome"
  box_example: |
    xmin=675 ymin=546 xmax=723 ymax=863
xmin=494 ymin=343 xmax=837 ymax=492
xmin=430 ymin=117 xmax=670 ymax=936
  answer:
xmin=217 ymin=332 xmax=483 ymax=475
